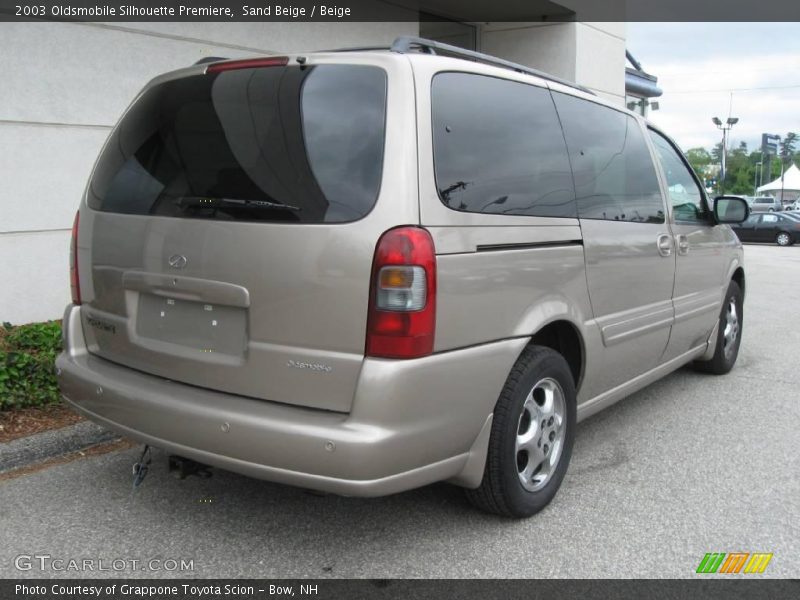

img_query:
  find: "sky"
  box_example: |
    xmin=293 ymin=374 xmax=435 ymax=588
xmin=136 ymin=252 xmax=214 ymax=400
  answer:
xmin=626 ymin=22 xmax=800 ymax=154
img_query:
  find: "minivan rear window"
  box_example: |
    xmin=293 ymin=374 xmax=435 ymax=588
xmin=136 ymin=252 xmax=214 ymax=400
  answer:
xmin=88 ymin=64 xmax=387 ymax=223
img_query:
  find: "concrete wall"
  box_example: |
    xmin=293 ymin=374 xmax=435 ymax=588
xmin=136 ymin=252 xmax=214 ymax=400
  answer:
xmin=480 ymin=21 xmax=625 ymax=103
xmin=0 ymin=20 xmax=416 ymax=324
xmin=574 ymin=22 xmax=626 ymax=102
xmin=481 ymin=22 xmax=578 ymax=81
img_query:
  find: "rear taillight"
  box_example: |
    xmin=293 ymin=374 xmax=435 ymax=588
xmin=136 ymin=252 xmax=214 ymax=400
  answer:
xmin=366 ymin=227 xmax=436 ymax=359
xmin=70 ymin=211 xmax=81 ymax=305
xmin=206 ymin=56 xmax=289 ymax=73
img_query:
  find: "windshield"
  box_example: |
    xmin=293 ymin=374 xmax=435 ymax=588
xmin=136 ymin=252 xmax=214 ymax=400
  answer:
xmin=87 ymin=64 xmax=387 ymax=223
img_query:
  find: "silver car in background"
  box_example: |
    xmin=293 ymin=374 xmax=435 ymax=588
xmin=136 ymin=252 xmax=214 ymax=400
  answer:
xmin=750 ymin=196 xmax=782 ymax=212
xmin=57 ymin=38 xmax=749 ymax=517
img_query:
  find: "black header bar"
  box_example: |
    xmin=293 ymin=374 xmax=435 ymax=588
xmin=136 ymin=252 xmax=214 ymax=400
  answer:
xmin=2 ymin=0 xmax=800 ymax=23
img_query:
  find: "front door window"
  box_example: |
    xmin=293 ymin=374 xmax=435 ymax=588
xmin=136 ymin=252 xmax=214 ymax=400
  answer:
xmin=648 ymin=130 xmax=709 ymax=224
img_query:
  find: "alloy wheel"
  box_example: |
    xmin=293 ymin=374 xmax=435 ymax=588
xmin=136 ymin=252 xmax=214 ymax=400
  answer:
xmin=722 ymin=297 xmax=740 ymax=360
xmin=515 ymin=378 xmax=567 ymax=492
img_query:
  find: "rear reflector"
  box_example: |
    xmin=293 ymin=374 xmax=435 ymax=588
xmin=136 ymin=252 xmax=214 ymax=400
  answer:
xmin=366 ymin=227 xmax=436 ymax=359
xmin=70 ymin=211 xmax=81 ymax=305
xmin=206 ymin=57 xmax=289 ymax=73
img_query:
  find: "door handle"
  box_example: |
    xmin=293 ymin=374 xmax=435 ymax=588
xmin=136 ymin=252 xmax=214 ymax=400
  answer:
xmin=656 ymin=233 xmax=673 ymax=257
xmin=676 ymin=234 xmax=690 ymax=255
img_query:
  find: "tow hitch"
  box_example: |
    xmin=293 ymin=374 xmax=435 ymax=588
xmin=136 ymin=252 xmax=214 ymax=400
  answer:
xmin=128 ymin=446 xmax=152 ymax=502
xmin=131 ymin=445 xmax=152 ymax=489
xmin=130 ymin=447 xmax=212 ymax=493
xmin=168 ymin=455 xmax=212 ymax=480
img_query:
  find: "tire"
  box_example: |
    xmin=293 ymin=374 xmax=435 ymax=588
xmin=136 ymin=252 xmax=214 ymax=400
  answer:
xmin=466 ymin=346 xmax=576 ymax=518
xmin=694 ymin=281 xmax=743 ymax=375
xmin=776 ymin=232 xmax=791 ymax=246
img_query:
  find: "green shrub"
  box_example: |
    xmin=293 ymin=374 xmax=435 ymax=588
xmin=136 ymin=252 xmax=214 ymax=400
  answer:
xmin=0 ymin=321 xmax=62 ymax=410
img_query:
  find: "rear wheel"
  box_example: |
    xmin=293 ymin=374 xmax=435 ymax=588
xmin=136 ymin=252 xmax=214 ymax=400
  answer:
xmin=776 ymin=232 xmax=791 ymax=246
xmin=694 ymin=281 xmax=743 ymax=375
xmin=466 ymin=346 xmax=576 ymax=518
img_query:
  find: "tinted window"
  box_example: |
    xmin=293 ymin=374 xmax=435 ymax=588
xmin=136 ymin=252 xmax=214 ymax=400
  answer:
xmin=761 ymin=214 xmax=779 ymax=224
xmin=88 ymin=65 xmax=387 ymax=223
xmin=431 ymin=73 xmax=575 ymax=218
xmin=741 ymin=215 xmax=759 ymax=226
xmin=648 ymin=130 xmax=708 ymax=223
xmin=553 ymin=93 xmax=664 ymax=223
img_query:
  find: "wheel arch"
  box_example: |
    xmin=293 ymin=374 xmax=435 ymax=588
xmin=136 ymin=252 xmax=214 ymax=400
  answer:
xmin=451 ymin=313 xmax=586 ymax=491
xmin=731 ymin=266 xmax=745 ymax=297
xmin=700 ymin=261 xmax=745 ymax=362
xmin=525 ymin=319 xmax=585 ymax=394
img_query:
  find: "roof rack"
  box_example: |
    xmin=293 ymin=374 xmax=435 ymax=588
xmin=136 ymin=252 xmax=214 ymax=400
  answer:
xmin=194 ymin=56 xmax=228 ymax=65
xmin=323 ymin=45 xmax=391 ymax=53
xmin=192 ymin=38 xmax=594 ymax=97
xmin=389 ymin=36 xmax=595 ymax=96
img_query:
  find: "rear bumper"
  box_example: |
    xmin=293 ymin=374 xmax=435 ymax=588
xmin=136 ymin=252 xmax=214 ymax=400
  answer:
xmin=57 ymin=305 xmax=526 ymax=496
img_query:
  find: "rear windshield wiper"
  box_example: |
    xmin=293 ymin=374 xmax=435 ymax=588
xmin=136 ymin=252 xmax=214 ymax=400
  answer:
xmin=177 ymin=196 xmax=302 ymax=212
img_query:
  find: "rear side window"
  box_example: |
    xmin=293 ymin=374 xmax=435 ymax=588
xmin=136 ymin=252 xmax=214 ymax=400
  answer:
xmin=88 ymin=65 xmax=387 ymax=223
xmin=552 ymin=92 xmax=664 ymax=224
xmin=431 ymin=73 xmax=576 ymax=218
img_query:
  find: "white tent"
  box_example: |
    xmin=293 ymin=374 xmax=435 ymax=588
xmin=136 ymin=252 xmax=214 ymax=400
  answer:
xmin=757 ymin=164 xmax=800 ymax=202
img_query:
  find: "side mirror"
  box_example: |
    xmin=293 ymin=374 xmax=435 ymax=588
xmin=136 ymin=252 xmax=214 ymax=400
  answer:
xmin=713 ymin=196 xmax=749 ymax=224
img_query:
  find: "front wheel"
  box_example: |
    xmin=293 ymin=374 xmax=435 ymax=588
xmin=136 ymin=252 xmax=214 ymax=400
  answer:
xmin=776 ymin=232 xmax=792 ymax=246
xmin=694 ymin=281 xmax=743 ymax=374
xmin=466 ymin=346 xmax=576 ymax=518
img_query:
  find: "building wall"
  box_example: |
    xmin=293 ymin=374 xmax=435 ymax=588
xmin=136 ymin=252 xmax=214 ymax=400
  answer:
xmin=481 ymin=22 xmax=578 ymax=80
xmin=574 ymin=22 xmax=626 ymax=102
xmin=480 ymin=21 xmax=625 ymax=103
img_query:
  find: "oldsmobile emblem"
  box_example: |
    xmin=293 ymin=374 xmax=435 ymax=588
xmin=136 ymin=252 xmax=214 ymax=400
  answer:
xmin=168 ymin=254 xmax=188 ymax=269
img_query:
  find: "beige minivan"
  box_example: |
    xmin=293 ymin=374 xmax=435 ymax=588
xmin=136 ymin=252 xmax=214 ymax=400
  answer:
xmin=57 ymin=37 xmax=749 ymax=517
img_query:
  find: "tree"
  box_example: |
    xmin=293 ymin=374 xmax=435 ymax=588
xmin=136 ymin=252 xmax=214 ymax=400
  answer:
xmin=685 ymin=147 xmax=712 ymax=180
xmin=720 ymin=141 xmax=753 ymax=194
xmin=780 ymin=132 xmax=797 ymax=160
xmin=682 ymin=138 xmax=796 ymax=196
xmin=711 ymin=142 xmax=723 ymax=163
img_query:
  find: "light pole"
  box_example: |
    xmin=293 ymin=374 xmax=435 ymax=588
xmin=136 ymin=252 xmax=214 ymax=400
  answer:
xmin=713 ymin=116 xmax=738 ymax=194
xmin=753 ymin=161 xmax=762 ymax=196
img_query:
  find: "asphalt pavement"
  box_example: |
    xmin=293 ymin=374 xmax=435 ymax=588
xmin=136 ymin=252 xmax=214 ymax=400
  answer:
xmin=1 ymin=243 xmax=798 ymax=579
